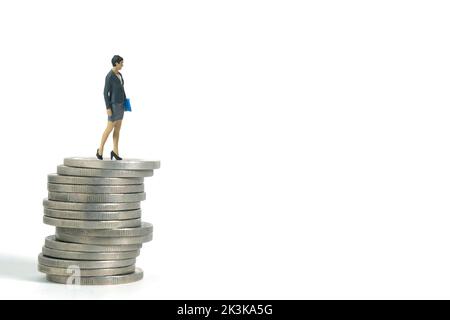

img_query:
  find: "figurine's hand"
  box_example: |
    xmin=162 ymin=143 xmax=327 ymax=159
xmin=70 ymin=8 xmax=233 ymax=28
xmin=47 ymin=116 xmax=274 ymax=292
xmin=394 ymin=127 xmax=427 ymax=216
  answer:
xmin=107 ymin=108 xmax=112 ymax=117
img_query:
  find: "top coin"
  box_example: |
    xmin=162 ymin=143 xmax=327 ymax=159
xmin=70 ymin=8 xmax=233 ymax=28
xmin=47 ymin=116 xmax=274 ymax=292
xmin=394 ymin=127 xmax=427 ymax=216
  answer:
xmin=64 ymin=157 xmax=160 ymax=170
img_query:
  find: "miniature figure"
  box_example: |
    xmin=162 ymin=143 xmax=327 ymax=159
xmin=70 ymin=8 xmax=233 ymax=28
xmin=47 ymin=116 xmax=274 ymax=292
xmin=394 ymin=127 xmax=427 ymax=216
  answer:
xmin=97 ymin=55 xmax=127 ymax=160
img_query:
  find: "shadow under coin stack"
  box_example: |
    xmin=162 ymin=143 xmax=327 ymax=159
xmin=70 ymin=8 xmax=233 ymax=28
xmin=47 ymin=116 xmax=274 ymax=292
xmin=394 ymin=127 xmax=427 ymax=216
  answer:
xmin=37 ymin=157 xmax=160 ymax=285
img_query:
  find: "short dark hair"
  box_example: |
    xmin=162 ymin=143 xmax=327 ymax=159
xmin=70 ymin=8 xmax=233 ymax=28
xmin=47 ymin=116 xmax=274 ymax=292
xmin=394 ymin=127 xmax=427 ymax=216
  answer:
xmin=111 ymin=55 xmax=123 ymax=66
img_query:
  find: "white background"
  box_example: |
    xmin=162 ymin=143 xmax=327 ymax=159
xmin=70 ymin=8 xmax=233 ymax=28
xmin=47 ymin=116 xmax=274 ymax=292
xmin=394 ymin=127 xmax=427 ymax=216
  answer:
xmin=0 ymin=0 xmax=449 ymax=299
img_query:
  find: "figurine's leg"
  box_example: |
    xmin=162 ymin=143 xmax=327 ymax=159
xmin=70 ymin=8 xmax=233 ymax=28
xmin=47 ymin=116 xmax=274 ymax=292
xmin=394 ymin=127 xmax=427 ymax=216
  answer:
xmin=112 ymin=120 xmax=122 ymax=155
xmin=98 ymin=120 xmax=114 ymax=155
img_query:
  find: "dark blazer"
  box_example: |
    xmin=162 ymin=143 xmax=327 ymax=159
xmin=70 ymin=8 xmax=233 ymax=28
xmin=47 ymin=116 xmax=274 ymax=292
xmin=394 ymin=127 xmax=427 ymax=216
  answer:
xmin=104 ymin=69 xmax=127 ymax=109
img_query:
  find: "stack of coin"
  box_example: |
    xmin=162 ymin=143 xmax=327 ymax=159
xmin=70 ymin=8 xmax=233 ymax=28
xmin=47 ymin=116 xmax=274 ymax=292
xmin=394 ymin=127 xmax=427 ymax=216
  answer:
xmin=38 ymin=157 xmax=160 ymax=285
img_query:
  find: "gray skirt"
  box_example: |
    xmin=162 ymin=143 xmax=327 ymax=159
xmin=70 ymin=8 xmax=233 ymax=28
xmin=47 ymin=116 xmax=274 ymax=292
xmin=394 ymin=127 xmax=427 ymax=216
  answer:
xmin=108 ymin=102 xmax=124 ymax=122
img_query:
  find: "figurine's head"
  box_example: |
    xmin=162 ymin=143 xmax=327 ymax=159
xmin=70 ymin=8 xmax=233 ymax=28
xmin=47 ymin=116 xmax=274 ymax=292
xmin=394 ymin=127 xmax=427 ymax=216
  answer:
xmin=111 ymin=55 xmax=124 ymax=70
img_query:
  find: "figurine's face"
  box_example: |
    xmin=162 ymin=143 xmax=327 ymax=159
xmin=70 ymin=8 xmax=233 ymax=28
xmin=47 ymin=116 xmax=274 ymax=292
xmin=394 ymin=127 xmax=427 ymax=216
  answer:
xmin=115 ymin=60 xmax=124 ymax=70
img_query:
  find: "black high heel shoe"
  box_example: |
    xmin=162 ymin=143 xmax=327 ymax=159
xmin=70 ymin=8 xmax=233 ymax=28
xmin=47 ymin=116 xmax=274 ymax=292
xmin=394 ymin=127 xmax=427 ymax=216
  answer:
xmin=111 ymin=150 xmax=123 ymax=160
xmin=96 ymin=149 xmax=103 ymax=160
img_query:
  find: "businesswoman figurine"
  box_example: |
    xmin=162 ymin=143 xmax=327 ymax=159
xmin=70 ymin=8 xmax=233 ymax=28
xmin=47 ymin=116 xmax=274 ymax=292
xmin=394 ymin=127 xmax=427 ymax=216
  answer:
xmin=96 ymin=55 xmax=126 ymax=160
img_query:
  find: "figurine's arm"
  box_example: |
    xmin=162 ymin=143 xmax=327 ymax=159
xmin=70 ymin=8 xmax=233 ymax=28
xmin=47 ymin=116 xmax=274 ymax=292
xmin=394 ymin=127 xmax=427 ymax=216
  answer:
xmin=104 ymin=75 xmax=112 ymax=109
xmin=121 ymin=73 xmax=127 ymax=100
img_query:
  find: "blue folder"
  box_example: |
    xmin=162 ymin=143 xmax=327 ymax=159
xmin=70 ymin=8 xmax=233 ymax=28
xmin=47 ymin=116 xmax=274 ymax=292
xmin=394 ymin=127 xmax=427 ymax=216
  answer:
xmin=124 ymin=98 xmax=132 ymax=112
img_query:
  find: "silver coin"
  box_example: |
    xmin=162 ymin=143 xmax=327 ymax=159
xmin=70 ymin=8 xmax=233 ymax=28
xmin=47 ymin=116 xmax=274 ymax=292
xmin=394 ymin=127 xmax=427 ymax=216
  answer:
xmin=44 ymin=208 xmax=141 ymax=221
xmin=47 ymin=191 xmax=146 ymax=203
xmin=55 ymin=232 xmax=153 ymax=245
xmin=42 ymin=246 xmax=140 ymax=261
xmin=56 ymin=222 xmax=153 ymax=237
xmin=43 ymin=216 xmax=142 ymax=229
xmin=57 ymin=165 xmax=153 ymax=178
xmin=43 ymin=199 xmax=141 ymax=211
xmin=38 ymin=264 xmax=136 ymax=276
xmin=47 ymin=183 xmax=144 ymax=194
xmin=47 ymin=173 xmax=144 ymax=185
xmin=45 ymin=267 xmax=144 ymax=285
xmin=45 ymin=235 xmax=142 ymax=252
xmin=64 ymin=157 xmax=160 ymax=170
xmin=38 ymin=253 xmax=135 ymax=269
